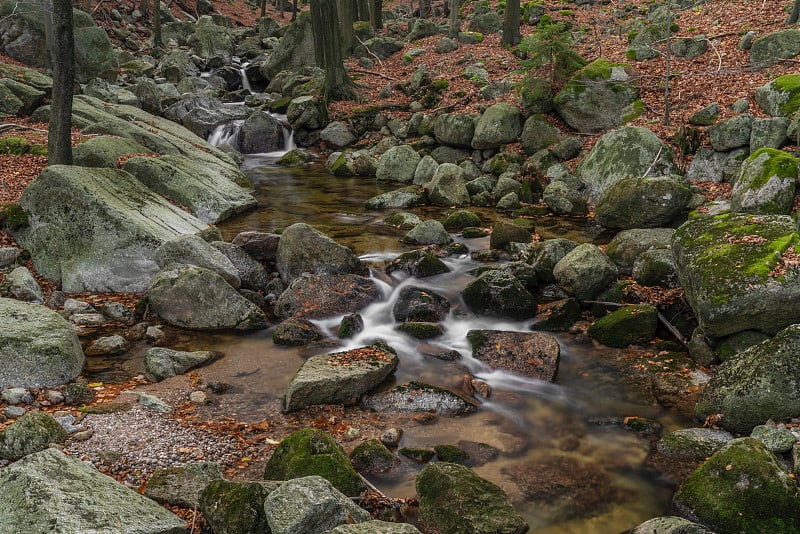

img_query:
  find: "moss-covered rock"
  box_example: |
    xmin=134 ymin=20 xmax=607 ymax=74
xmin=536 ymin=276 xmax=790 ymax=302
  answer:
xmin=401 ymin=220 xmax=453 ymax=246
xmin=385 ymin=249 xmax=450 ymax=278
xmin=0 ymin=411 xmax=67 ymax=460
xmin=462 ymin=270 xmax=537 ymax=319
xmin=553 ymin=243 xmax=618 ymax=301
xmin=595 ymin=175 xmax=693 ymax=230
xmin=672 ymin=213 xmax=800 ymax=337
xmin=673 ymin=437 xmax=800 ymax=532
xmin=199 ymin=479 xmax=278 ymax=534
xmin=656 ymin=428 xmax=734 ymax=461
xmin=490 ymin=220 xmax=532 ymax=251
xmin=471 ymin=103 xmax=522 ymax=150
xmin=443 ymin=209 xmax=481 ymax=230
xmin=730 ymin=147 xmax=798 ymax=215
xmin=144 ymin=462 xmax=223 ymax=508
xmin=750 ymin=424 xmax=796 ymax=453
xmin=395 ymin=322 xmax=444 ymax=339
xmin=416 ymin=462 xmax=528 ymax=534
xmin=399 ymin=447 xmax=436 ymax=463
xmin=632 ymin=248 xmax=679 ymax=288
xmin=604 ymin=228 xmax=675 ymax=274
xmin=628 ymin=516 xmax=714 ymax=533
xmin=527 ymin=238 xmax=578 ymax=283
xmin=530 ymin=298 xmax=582 ymax=332
xmin=263 ymin=428 xmax=367 ymax=497
xmin=755 ymin=74 xmax=800 ymax=117
xmin=349 ymin=439 xmax=399 ymax=474
xmin=434 ymin=444 xmax=470 ymax=464
xmin=273 ymin=317 xmax=323 ymax=346
xmin=588 ymin=304 xmax=658 ymax=347
xmin=750 ymin=29 xmax=800 ymax=69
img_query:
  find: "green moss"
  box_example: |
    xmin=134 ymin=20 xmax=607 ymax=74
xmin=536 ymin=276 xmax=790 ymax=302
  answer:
xmin=0 ymin=136 xmax=31 ymax=155
xmin=467 ymin=330 xmax=488 ymax=352
xmin=443 ymin=209 xmax=481 ymax=230
xmin=199 ymin=480 xmax=271 ymax=534
xmin=772 ymin=74 xmax=800 ymax=115
xmin=588 ymin=304 xmax=658 ymax=347
xmin=349 ymin=439 xmax=398 ymax=473
xmin=396 ymin=322 xmax=444 ymax=339
xmin=746 ymin=148 xmax=799 ymax=189
xmin=434 ymin=444 xmax=470 ymax=464
xmin=400 ymin=447 xmax=435 ymax=462
xmin=622 ymin=99 xmax=645 ymax=123
xmin=0 ymin=203 xmax=29 ymax=230
xmin=581 ymin=57 xmax=614 ymax=80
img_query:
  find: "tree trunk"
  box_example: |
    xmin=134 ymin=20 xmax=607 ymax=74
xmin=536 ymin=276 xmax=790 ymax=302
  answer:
xmin=260 ymin=0 xmax=267 ymax=17
xmin=48 ymin=0 xmax=74 ymax=166
xmin=141 ymin=0 xmax=150 ymax=18
xmin=292 ymin=0 xmax=298 ymax=20
xmin=448 ymin=0 xmax=459 ymax=38
xmin=788 ymin=0 xmax=800 ymax=24
xmin=663 ymin=1 xmax=672 ymax=125
xmin=153 ymin=0 xmax=163 ymax=48
xmin=338 ymin=0 xmax=354 ymax=55
xmin=355 ymin=0 xmax=369 ymax=21
xmin=369 ymin=0 xmax=382 ymax=29
xmin=311 ymin=0 xmax=357 ymax=102
xmin=501 ymin=0 xmax=520 ymax=47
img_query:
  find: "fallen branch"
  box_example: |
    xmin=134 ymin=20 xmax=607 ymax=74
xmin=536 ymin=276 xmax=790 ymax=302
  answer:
xmin=584 ymin=301 xmax=687 ymax=346
xmin=641 ymin=145 xmax=664 ymax=179
xmin=354 ymin=35 xmax=383 ymax=66
xmin=0 ymin=123 xmax=48 ymax=134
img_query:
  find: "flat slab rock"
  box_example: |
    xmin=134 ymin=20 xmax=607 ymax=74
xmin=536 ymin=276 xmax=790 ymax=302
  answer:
xmin=468 ymin=330 xmax=560 ymax=381
xmin=362 ymin=381 xmax=477 ymax=416
xmin=275 ymin=273 xmax=380 ymax=320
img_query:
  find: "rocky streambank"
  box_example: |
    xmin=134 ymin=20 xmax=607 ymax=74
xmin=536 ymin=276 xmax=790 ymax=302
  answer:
xmin=2 ymin=0 xmax=800 ymax=532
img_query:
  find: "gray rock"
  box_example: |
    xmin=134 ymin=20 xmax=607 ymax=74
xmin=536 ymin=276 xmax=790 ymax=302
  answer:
xmin=434 ymin=113 xmax=479 ymax=148
xmin=364 ymin=186 xmax=426 ymax=209
xmin=376 ymin=145 xmax=421 ymax=183
xmin=750 ymin=424 xmax=796 ymax=453
xmin=158 ymin=48 xmax=198 ymax=83
xmin=750 ymin=29 xmax=800 ymax=68
xmin=275 ymin=274 xmax=379 ymax=320
xmin=324 ymin=520 xmax=422 ymax=533
xmin=0 ymin=448 xmax=186 ymax=533
xmin=238 ymin=111 xmax=285 ymax=154
xmin=72 ymin=136 xmax=151 ymax=169
xmin=354 ymin=37 xmax=404 ymax=59
xmin=686 ymin=147 xmax=749 ymax=183
xmin=520 ymin=115 xmax=563 ymax=155
xmin=284 ymin=342 xmax=398 ymax=411
xmin=413 ymin=155 xmax=439 ymax=185
xmin=394 ymin=286 xmax=450 ymax=322
xmin=362 ymin=381 xmax=476 ymax=415
xmin=199 ymin=479 xmax=276 ymax=534
xmin=695 ymin=324 xmax=800 ymax=433
xmin=469 ymin=330 xmax=559 ymax=381
xmin=188 ymin=16 xmax=235 ymax=59
xmin=0 ymin=246 xmax=21 ymax=267
xmin=731 ymin=148 xmax=798 ymax=215
xmin=468 ymin=12 xmax=502 ymax=33
xmin=528 ymin=238 xmax=578 ymax=283
xmin=543 ymin=180 xmax=588 ymax=216
xmin=629 ymin=516 xmax=714 ymax=534
xmin=672 ymin=213 xmax=800 ymax=337
xmin=1 ymin=387 xmax=32 ymax=404
xmin=144 ymin=462 xmax=224 ymax=508
xmin=656 ymin=428 xmax=734 ymax=460
xmin=553 ymin=244 xmax=618 ymax=301
xmin=670 ymin=36 xmax=708 ymax=58
xmin=407 ymin=18 xmax=442 ymax=41
xmin=750 ymin=117 xmax=790 ymax=151
xmin=490 ymin=220 xmax=531 ymax=251
xmin=277 ymin=223 xmax=366 ymax=282
xmin=553 ymin=58 xmax=642 ymax=133
xmin=427 ymin=163 xmax=470 ymax=206
xmin=286 ymin=95 xmax=326 ymax=131
xmin=385 ymin=249 xmax=450 ymax=278
xmin=435 ymin=36 xmax=458 ymax=53
xmin=709 ymin=114 xmax=754 ymax=151
xmin=401 ymin=220 xmax=453 ymax=246
xmin=264 ymin=476 xmax=371 ymax=534
xmin=0 ymin=297 xmax=84 ymax=388
xmin=231 ymin=231 xmax=280 ymax=264
xmin=148 ymin=264 xmax=268 ymax=330
xmin=416 ymin=462 xmax=527 ymax=534
xmin=0 ymin=411 xmax=66 ymax=460
xmin=688 ymin=103 xmax=720 ymax=126
xmin=145 ymin=347 xmax=217 ymax=382
xmin=134 ymin=79 xmax=181 ymax=115
xmin=755 ymin=74 xmax=800 ymax=118
xmin=211 ymin=241 xmax=270 ymax=293
xmin=261 ymin=12 xmax=315 ymax=78
xmin=471 ymin=103 xmax=522 ymax=150
xmin=574 ymin=126 xmax=677 ymax=204
xmin=320 ymin=121 xmax=356 ymax=149
xmin=273 ymin=317 xmax=323 ymax=346
xmin=462 ymin=269 xmax=537 ymax=319
xmin=595 ymin=175 xmax=693 ymax=230
xmin=16 ymin=165 xmax=213 ymax=293
xmin=492 ymin=173 xmax=522 ymax=199
xmin=85 ymin=335 xmax=129 ymax=356
xmin=6 ymin=266 xmax=43 ymax=302
xmin=632 ymin=248 xmax=679 ymax=288
xmin=155 ymin=234 xmax=241 ymax=289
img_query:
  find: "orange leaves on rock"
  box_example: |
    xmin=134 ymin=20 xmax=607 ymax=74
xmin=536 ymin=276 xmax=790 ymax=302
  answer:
xmin=327 ymin=346 xmax=392 ymax=367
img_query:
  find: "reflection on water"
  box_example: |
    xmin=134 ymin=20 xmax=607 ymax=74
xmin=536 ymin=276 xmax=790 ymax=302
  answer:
xmin=99 ymin=156 xmax=684 ymax=531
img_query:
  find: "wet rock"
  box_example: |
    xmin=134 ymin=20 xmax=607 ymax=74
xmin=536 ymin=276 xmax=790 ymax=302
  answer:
xmin=199 ymin=479 xmax=278 ymax=534
xmin=468 ymin=330 xmax=560 ymax=381
xmin=362 ymin=381 xmax=477 ymax=416
xmin=490 ymin=220 xmax=532 ymax=251
xmin=417 ymin=462 xmax=527 ymax=534
xmin=553 ymin=243 xmax=618 ymax=301
xmin=396 ymin=322 xmax=444 ymax=339
xmin=380 ymin=428 xmax=402 ymax=447
xmin=443 ymin=209 xmax=481 ymax=230
xmin=384 ymin=212 xmax=422 ymax=229
xmin=386 ymin=249 xmax=450 ymax=278
xmin=427 ymin=163 xmax=470 ymax=207
xmin=144 ymin=347 xmax=218 ymax=382
xmin=393 ymin=286 xmax=450 ymax=323
xmin=84 ymin=335 xmax=129 ymax=356
xmin=273 ymin=317 xmax=324 ymax=346
xmin=595 ymin=175 xmax=693 ymax=230
xmin=401 ymin=220 xmax=453 ymax=246
xmin=588 ymin=304 xmax=658 ymax=347
xmin=530 ymin=298 xmax=581 ymax=332
xmin=325 ymin=520 xmax=422 ymax=533
xmin=750 ymin=424 xmax=796 ymax=453
xmin=462 ymin=270 xmax=537 ymax=319
xmin=283 ymin=342 xmax=398 ymax=412
xmin=263 ymin=429 xmax=367 ymax=497
xmin=629 ymin=516 xmax=714 ymax=533
xmin=211 ymin=241 xmax=271 ymax=292
xmin=657 ymin=428 xmax=734 ymax=461
xmin=231 ymin=231 xmax=281 ymax=263
xmin=434 ymin=444 xmax=469 ymax=464
xmin=400 ymin=447 xmax=436 ymax=463
xmin=527 ymin=238 xmax=578 ymax=283
xmin=277 ymin=223 xmax=367 ymax=282
xmin=102 ymin=302 xmax=135 ymax=324
xmin=144 ymin=462 xmax=223 ymax=508
xmin=349 ymin=439 xmax=400 ymax=474
xmin=632 ymin=248 xmax=680 ymax=288
xmin=275 ymin=273 xmax=380 ymax=320
xmin=0 ymin=448 xmax=185 ymax=533
xmin=0 ymin=411 xmax=67 ymax=460
xmin=365 ymin=186 xmax=427 ymax=209
xmin=338 ymin=313 xmax=364 ymax=339
xmin=672 ymin=438 xmax=800 ymax=533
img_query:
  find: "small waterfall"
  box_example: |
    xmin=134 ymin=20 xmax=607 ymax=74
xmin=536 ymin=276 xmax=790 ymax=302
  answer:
xmin=208 ymin=120 xmax=243 ymax=148
xmin=239 ymin=61 xmax=253 ymax=94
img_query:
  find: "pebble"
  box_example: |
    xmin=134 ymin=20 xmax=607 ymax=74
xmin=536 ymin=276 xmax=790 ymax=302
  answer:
xmin=64 ymin=298 xmax=95 ymax=314
xmin=4 ymin=406 xmax=25 ymax=418
xmin=343 ymin=427 xmax=361 ymax=441
xmin=381 ymin=428 xmax=403 ymax=447
xmin=146 ymin=325 xmax=165 ymax=342
xmin=189 ymin=391 xmax=208 ymax=404
xmin=56 ymin=414 xmax=86 ymax=434
xmin=45 ymin=389 xmax=65 ymax=404
xmin=70 ymin=313 xmax=107 ymax=326
xmin=2 ymin=387 xmax=33 ymax=405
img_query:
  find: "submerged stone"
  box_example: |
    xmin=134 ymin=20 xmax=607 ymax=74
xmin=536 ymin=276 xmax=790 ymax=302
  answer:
xmin=362 ymin=381 xmax=477 ymax=416
xmin=468 ymin=330 xmax=560 ymax=381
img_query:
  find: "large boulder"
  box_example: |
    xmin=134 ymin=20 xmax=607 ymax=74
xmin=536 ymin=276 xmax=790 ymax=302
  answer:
xmin=261 ymin=12 xmax=315 ymax=78
xmin=144 ymin=462 xmax=224 ymax=509
xmin=416 ymin=462 xmax=528 ymax=534
xmin=211 ymin=241 xmax=271 ymax=292
xmin=471 ymin=103 xmax=523 ymax=149
xmin=72 ymin=136 xmax=151 ymax=169
xmin=574 ymin=126 xmax=678 ymax=204
xmin=237 ymin=111 xmax=286 ymax=154
xmin=695 ymin=324 xmax=800 ymax=433
xmin=672 ymin=438 xmax=800 ymax=532
xmin=147 ymin=264 xmax=268 ymax=330
xmin=277 ymin=223 xmax=366 ymax=282
xmin=393 ymin=287 xmax=450 ymax=322
xmin=15 ymin=165 xmax=214 ymax=293
xmin=362 ymin=382 xmax=476 ymax=416
xmin=0 ymin=298 xmax=84 ymax=388
xmin=0 ymin=448 xmax=186 ymax=533
xmin=122 ymin=155 xmax=256 ymax=224
xmin=755 ymin=74 xmax=800 ymax=117
xmin=730 ymin=147 xmax=798 ymax=215
xmin=462 ymin=270 xmax=537 ymax=319
xmin=708 ymin=114 xmax=754 ymax=151
xmin=0 ymin=411 xmax=67 ymax=460
xmin=553 ymin=243 xmax=618 ymax=301
xmin=154 ymin=234 xmax=241 ymax=288
xmin=520 ymin=115 xmax=564 ymax=155
xmin=144 ymin=347 xmax=217 ymax=382
xmin=527 ymin=238 xmax=578 ymax=282
xmin=187 ymin=16 xmax=234 ymax=60
xmin=433 ymin=113 xmax=480 ymax=148
xmin=283 ymin=342 xmax=399 ymax=412
xmin=605 ymin=228 xmax=675 ymax=275
xmin=595 ymin=175 xmax=693 ymax=230
xmin=672 ymin=213 xmax=800 ymax=337
xmin=165 ymin=95 xmax=251 ymax=140
xmin=588 ymin=304 xmax=658 ymax=347
xmin=263 ymin=428 xmax=367 ymax=497
xmin=750 ymin=29 xmax=800 ymax=68
xmin=468 ymin=330 xmax=560 ymax=381
xmin=376 ymin=145 xmax=421 ymax=183
xmin=199 ymin=479 xmax=276 ymax=534
xmin=401 ymin=220 xmax=453 ymax=246
xmin=264 ymin=476 xmax=371 ymax=534
xmin=427 ymin=163 xmax=470 ymax=207
xmin=275 ymin=273 xmax=379 ymax=319
xmin=158 ymin=49 xmax=199 ymax=84
xmin=553 ymin=58 xmax=642 ymax=133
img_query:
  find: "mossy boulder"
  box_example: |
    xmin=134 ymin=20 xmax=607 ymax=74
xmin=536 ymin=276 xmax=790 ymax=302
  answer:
xmin=730 ymin=148 xmax=798 ymax=215
xmin=750 ymin=29 xmax=800 ymax=68
xmin=471 ymin=103 xmax=523 ymax=150
xmin=144 ymin=347 xmax=217 ymax=382
xmin=709 ymin=114 xmax=754 ymax=152
xmin=143 ymin=462 xmax=223 ymax=508
xmin=530 ymin=298 xmax=582 ymax=332
xmin=376 ymin=144 xmax=421 ymax=183
xmin=385 ymin=249 xmax=450 ymax=278
xmin=365 ymin=186 xmax=427 ymax=209
xmin=632 ymin=248 xmax=679 ymax=288
xmin=606 ymin=228 xmax=675 ymax=275
xmin=553 ymin=58 xmax=642 ymax=133
xmin=427 ymin=163 xmax=470 ymax=207
xmin=595 ymin=175 xmax=693 ymax=230
xmin=462 ymin=270 xmax=537 ymax=320
xmin=443 ymin=210 xmax=481 ymax=230
xmin=416 ymin=462 xmax=528 ymax=534
xmin=396 ymin=322 xmax=444 ymax=339
xmin=750 ymin=424 xmax=796 ymax=453
xmin=0 ymin=411 xmax=67 ymax=460
xmin=393 ymin=286 xmax=450 ymax=323
xmin=657 ymin=428 xmax=734 ymax=461
xmin=402 ymin=220 xmax=453 ymax=246
xmin=542 ymin=180 xmax=588 ymax=216
xmin=433 ymin=113 xmax=479 ymax=148
xmin=434 ymin=445 xmax=469 ymax=464
xmin=695 ymin=324 xmax=800 ymax=433
xmin=489 ymin=220 xmax=532 ymax=251
xmin=277 ymin=223 xmax=367 ymax=282
xmin=755 ymin=74 xmax=800 ymax=117
xmin=263 ymin=428 xmax=367 ymax=497
xmin=272 ymin=317 xmax=323 ymax=346
xmin=553 ymin=243 xmax=618 ymax=301
xmin=574 ymin=126 xmax=677 ymax=204
xmin=520 ymin=115 xmax=564 ymax=155
xmin=199 ymin=479 xmax=278 ymax=534
xmin=672 ymin=438 xmax=800 ymax=532
xmin=72 ymin=136 xmax=150 ymax=169
xmin=588 ymin=304 xmax=658 ymax=347
xmin=362 ymin=381 xmax=477 ymax=416
xmin=672 ymin=213 xmax=800 ymax=337
xmin=349 ymin=439 xmax=400 ymax=474
xmin=283 ymin=342 xmax=398 ymax=412
xmin=527 ymin=238 xmax=578 ymax=283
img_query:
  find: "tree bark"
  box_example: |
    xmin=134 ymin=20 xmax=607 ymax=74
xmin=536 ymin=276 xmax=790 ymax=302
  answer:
xmin=355 ymin=0 xmax=369 ymax=21
xmin=501 ymin=0 xmax=520 ymax=47
xmin=48 ymin=0 xmax=74 ymax=166
xmin=369 ymin=0 xmax=382 ymax=29
xmin=140 ymin=0 xmax=150 ymax=18
xmin=448 ymin=0 xmax=459 ymax=38
xmin=338 ymin=0 xmax=354 ymax=55
xmin=153 ymin=0 xmax=163 ymax=48
xmin=311 ymin=0 xmax=357 ymax=102
xmin=789 ymin=0 xmax=800 ymax=24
